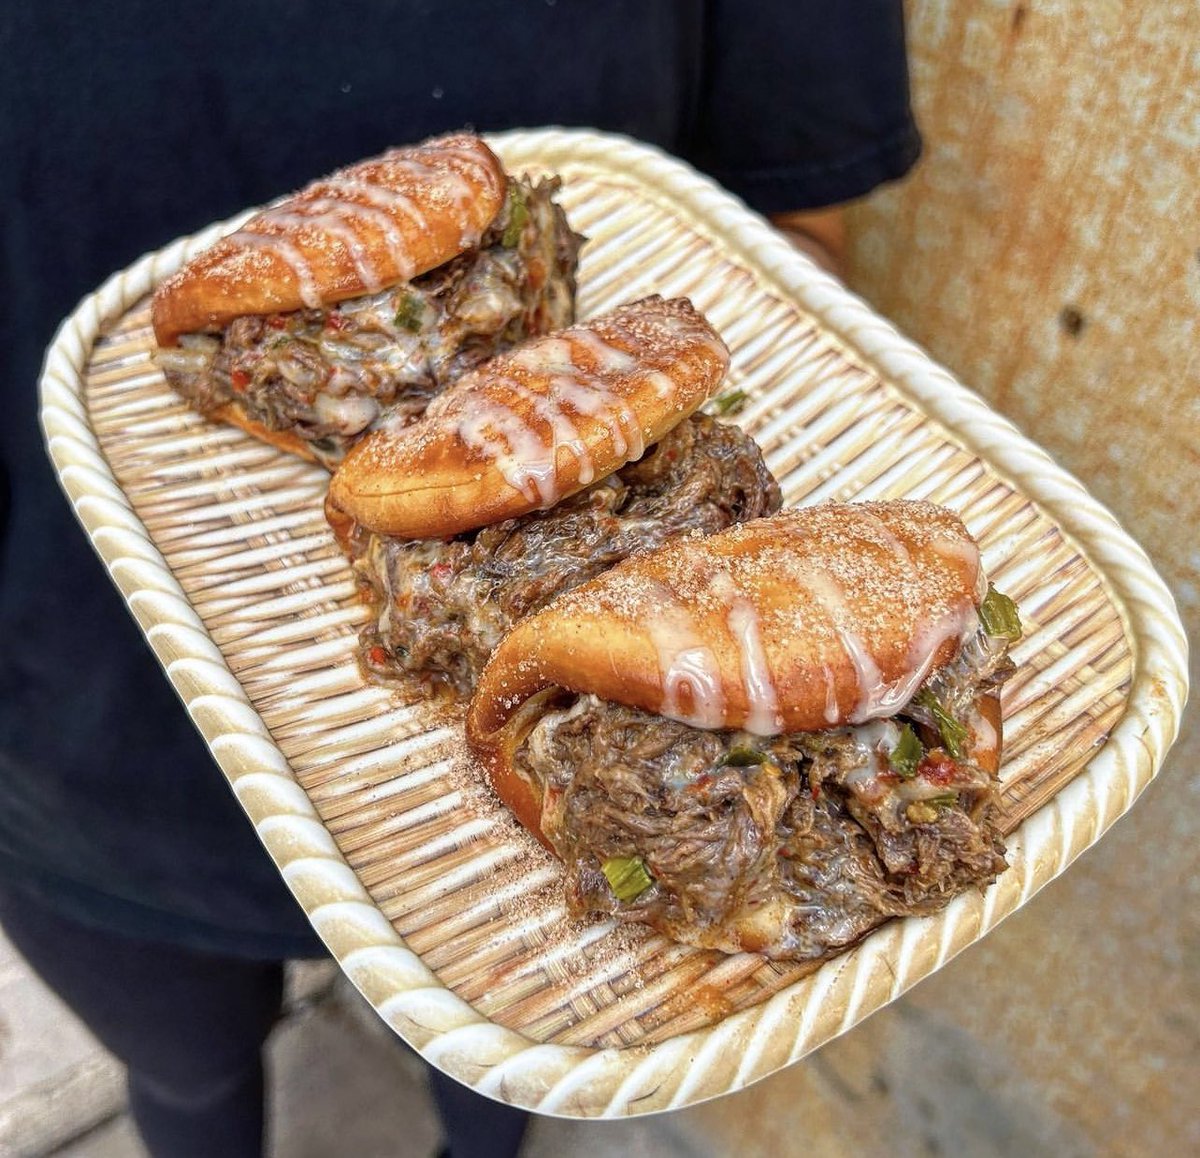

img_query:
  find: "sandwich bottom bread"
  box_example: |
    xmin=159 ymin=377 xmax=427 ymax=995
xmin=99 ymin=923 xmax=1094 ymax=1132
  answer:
xmin=465 ymin=501 xmax=1022 ymax=960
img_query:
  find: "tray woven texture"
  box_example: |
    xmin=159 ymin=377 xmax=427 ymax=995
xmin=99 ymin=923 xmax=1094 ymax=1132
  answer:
xmin=40 ymin=129 xmax=1187 ymax=1117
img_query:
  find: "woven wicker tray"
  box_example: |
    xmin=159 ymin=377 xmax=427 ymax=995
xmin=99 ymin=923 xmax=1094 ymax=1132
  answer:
xmin=40 ymin=129 xmax=1187 ymax=1117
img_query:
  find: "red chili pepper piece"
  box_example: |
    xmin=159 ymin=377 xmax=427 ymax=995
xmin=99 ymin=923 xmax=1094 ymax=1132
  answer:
xmin=230 ymin=368 xmax=250 ymax=392
xmin=367 ymin=645 xmax=388 ymax=666
xmin=918 ymin=750 xmax=960 ymax=785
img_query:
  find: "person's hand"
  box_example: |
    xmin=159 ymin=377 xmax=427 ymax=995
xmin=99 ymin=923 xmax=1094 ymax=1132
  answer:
xmin=769 ymin=207 xmax=846 ymax=277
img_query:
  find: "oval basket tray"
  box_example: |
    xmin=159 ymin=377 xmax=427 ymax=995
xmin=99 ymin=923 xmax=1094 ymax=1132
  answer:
xmin=40 ymin=128 xmax=1188 ymax=1117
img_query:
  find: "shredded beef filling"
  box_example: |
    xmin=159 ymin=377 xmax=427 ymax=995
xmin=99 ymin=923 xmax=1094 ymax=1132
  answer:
xmin=514 ymin=623 xmax=1015 ymax=960
xmin=345 ymin=414 xmax=782 ymax=694
xmin=157 ymin=177 xmax=582 ymax=467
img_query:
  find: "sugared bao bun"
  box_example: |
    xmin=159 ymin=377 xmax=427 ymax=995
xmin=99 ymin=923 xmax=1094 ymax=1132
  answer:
xmin=465 ymin=502 xmax=1019 ymax=960
xmin=151 ymin=133 xmax=507 ymax=346
xmin=150 ymin=133 xmax=582 ymax=467
xmin=326 ymin=296 xmax=731 ymax=540
xmin=468 ymin=501 xmax=988 ymax=750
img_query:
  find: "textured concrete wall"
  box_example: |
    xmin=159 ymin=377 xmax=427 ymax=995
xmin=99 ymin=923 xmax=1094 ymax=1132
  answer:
xmin=848 ymin=1 xmax=1198 ymax=633
xmin=828 ymin=2 xmax=1199 ymax=1153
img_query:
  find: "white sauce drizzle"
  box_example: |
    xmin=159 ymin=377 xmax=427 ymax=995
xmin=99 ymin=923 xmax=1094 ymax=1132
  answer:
xmin=645 ymin=594 xmax=726 ymax=729
xmin=455 ymin=396 xmax=559 ymax=506
xmin=796 ymin=572 xmax=921 ymax=724
xmin=319 ymin=178 xmax=431 ymax=277
xmin=723 ymin=589 xmax=782 ymax=736
xmin=549 ymin=375 xmax=643 ymax=462
xmin=839 ymin=719 xmax=899 ymax=800
xmin=856 ymin=509 xmax=916 ymax=571
xmin=663 ymin=646 xmax=727 ymax=728
xmin=646 ymin=569 xmax=786 ymax=736
xmin=263 ymin=207 xmax=383 ymax=295
xmin=453 ymin=331 xmax=652 ymax=505
xmin=305 ymin=195 xmax=413 ymax=283
xmin=227 ymin=230 xmax=324 ymax=309
xmin=386 ymin=156 xmax=475 ymax=215
xmin=929 ymin=531 xmax=983 ymax=596
xmin=428 ymin=144 xmax=504 ymax=196
xmin=568 ymin=329 xmax=639 ymax=374
xmin=848 ymin=719 xmax=901 ymax=751
xmin=801 ymin=565 xmax=980 ymax=724
xmin=821 ymin=662 xmax=840 ymax=724
xmin=644 ymin=370 xmax=678 ymax=400
xmin=643 ymin=532 xmax=977 ymax=738
xmin=798 ymin=572 xmax=885 ymax=723
xmin=902 ymin=603 xmax=979 ymax=692
xmin=224 ymin=140 xmax=497 ymax=312
xmin=500 ymin=376 xmax=595 ymax=499
xmin=835 ymin=625 xmax=894 ymax=722
xmin=507 ymin=338 xmax=577 ymax=372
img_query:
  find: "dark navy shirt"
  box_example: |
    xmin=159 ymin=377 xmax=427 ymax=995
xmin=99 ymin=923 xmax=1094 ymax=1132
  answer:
xmin=0 ymin=1 xmax=918 ymax=957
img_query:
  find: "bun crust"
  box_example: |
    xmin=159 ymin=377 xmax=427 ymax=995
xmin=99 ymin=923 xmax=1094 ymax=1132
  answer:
xmin=152 ymin=134 xmax=506 ymax=346
xmin=466 ymin=502 xmax=985 ymax=763
xmin=209 ymin=403 xmax=322 ymax=463
xmin=326 ymin=296 xmax=730 ymax=538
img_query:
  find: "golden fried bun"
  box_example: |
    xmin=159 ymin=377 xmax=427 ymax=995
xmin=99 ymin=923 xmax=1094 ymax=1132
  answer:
xmin=208 ymin=403 xmax=322 ymax=464
xmin=325 ymin=296 xmax=731 ymax=538
xmin=152 ymin=133 xmax=506 ymax=346
xmin=466 ymin=501 xmax=986 ymax=760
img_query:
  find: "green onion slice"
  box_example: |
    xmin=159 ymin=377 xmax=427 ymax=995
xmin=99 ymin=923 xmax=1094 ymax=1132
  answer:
xmin=710 ymin=388 xmax=749 ymax=416
xmin=888 ymin=724 xmax=924 ymax=779
xmin=501 ymin=187 xmax=529 ymax=247
xmin=718 ymin=746 xmax=765 ymax=768
xmin=602 ymin=856 xmax=654 ymax=903
xmin=980 ymin=585 xmax=1022 ymax=641
xmin=394 ymin=293 xmax=425 ymax=333
xmin=915 ymin=690 xmax=968 ymax=759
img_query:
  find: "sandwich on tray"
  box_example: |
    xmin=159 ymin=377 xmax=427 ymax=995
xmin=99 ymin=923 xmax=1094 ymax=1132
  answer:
xmin=466 ymin=501 xmax=1022 ymax=960
xmin=324 ymin=295 xmax=781 ymax=695
xmin=152 ymin=133 xmax=582 ymax=467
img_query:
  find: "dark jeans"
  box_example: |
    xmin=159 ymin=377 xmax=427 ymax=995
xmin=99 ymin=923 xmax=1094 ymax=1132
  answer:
xmin=0 ymin=887 xmax=528 ymax=1158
